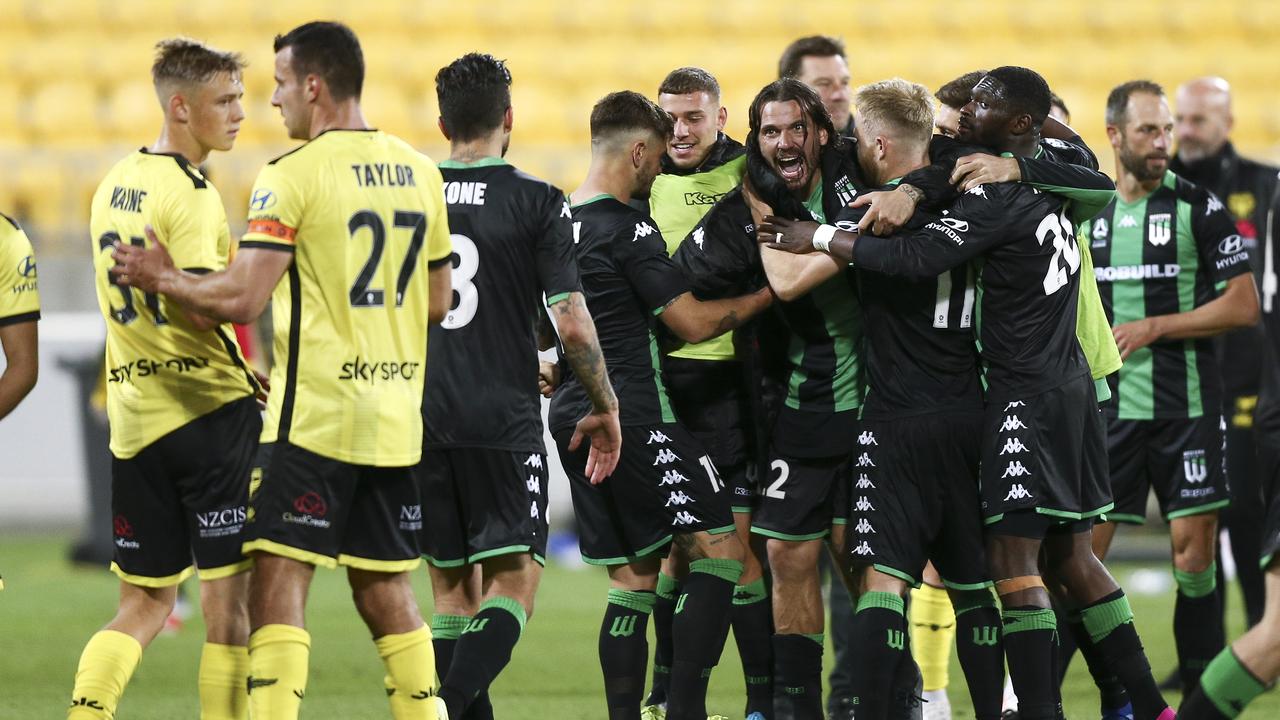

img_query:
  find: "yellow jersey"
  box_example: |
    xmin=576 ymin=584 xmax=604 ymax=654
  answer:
xmin=0 ymin=214 xmax=40 ymax=327
xmin=90 ymin=150 xmax=258 ymax=458
xmin=241 ymin=130 xmax=450 ymax=467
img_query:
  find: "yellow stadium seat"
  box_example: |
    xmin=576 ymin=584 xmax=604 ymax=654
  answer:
xmin=23 ymin=0 xmax=103 ymax=31
xmin=8 ymin=34 xmax=94 ymax=84
xmin=24 ymin=81 xmax=102 ymax=145
xmin=100 ymin=0 xmax=181 ymax=31
xmin=0 ymin=81 xmax=23 ymax=144
xmin=103 ymin=80 xmax=159 ymax=148
xmin=8 ymin=157 xmax=71 ymax=250
xmin=85 ymin=37 xmax=155 ymax=87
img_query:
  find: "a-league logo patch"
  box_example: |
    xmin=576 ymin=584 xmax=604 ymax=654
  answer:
xmin=1183 ymin=449 xmax=1208 ymax=484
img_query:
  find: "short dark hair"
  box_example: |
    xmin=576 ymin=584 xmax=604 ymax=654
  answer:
xmin=273 ymin=21 xmax=364 ymax=101
xmin=935 ymin=70 xmax=986 ymax=110
xmin=985 ymin=66 xmax=1051 ymax=127
xmin=658 ymin=67 xmax=720 ymax=101
xmin=152 ymin=38 xmax=245 ymax=89
xmin=436 ymin=53 xmax=512 ymax=142
xmin=589 ymin=91 xmax=673 ymax=144
xmin=1049 ymin=92 xmax=1070 ymax=121
xmin=1105 ymin=80 xmax=1164 ymax=126
xmin=777 ymin=35 xmax=846 ymax=79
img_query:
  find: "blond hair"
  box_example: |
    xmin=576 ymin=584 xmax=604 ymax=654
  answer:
xmin=854 ymin=78 xmax=935 ymax=148
xmin=151 ymin=37 xmax=245 ymax=90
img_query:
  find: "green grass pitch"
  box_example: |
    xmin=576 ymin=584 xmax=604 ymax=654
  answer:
xmin=2 ymin=533 xmax=1276 ymax=718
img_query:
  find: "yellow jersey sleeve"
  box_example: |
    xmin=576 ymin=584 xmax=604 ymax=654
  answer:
xmin=0 ymin=215 xmax=40 ymax=325
xmin=241 ymin=162 xmax=304 ymax=251
xmin=1076 ymin=240 xmax=1122 ymax=380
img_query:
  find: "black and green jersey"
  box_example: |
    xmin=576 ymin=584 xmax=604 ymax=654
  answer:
xmin=648 ymin=134 xmax=746 ymax=362
xmin=1085 ymin=170 xmax=1251 ymax=419
xmin=775 ymin=182 xmax=863 ymax=415
xmin=548 ymin=195 xmax=687 ymax=432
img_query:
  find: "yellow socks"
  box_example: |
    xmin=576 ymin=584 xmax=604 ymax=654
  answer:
xmin=247 ymin=624 xmax=311 ymax=720
xmin=68 ymin=630 xmax=143 ymax=719
xmin=910 ymin=584 xmax=956 ymax=692
xmin=376 ymin=625 xmax=438 ymax=720
xmin=199 ymin=642 xmax=249 ymax=720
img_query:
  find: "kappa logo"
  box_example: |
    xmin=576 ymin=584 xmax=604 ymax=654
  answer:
xmin=665 ymin=491 xmax=693 ymax=507
xmin=858 ymin=431 xmax=878 ymax=446
xmin=530 ymin=500 xmax=540 ymax=519
xmin=659 ymin=470 xmax=689 ymax=486
xmin=560 ymin=201 xmax=572 ymax=219
xmin=1000 ymin=415 xmax=1027 ymax=432
xmin=966 ymin=185 xmax=987 ymax=198
xmin=1004 ymin=401 xmax=1026 ymax=411
xmin=855 ymin=474 xmax=875 ymax=489
xmin=672 ymin=511 xmax=699 ymax=526
xmin=524 ymin=454 xmax=544 ymax=469
xmin=1002 ymin=461 xmax=1031 ymax=479
xmin=855 ymin=518 xmax=875 ymax=534
xmin=526 ymin=475 xmax=541 ymax=493
xmin=654 ymin=448 xmax=682 ymax=465
xmin=647 ymin=430 xmax=672 ymax=444
xmin=632 ymin=222 xmax=657 ymax=242
xmin=1148 ymin=213 xmax=1172 ymax=246
xmin=1117 ymin=214 xmax=1138 ymax=229
xmin=999 ymin=437 xmax=1030 ymax=455
xmin=852 ymin=540 xmax=873 ymax=556
xmin=856 ymin=452 xmax=875 ymax=467
xmin=854 ymin=496 xmax=876 ymax=512
xmin=1206 ymin=193 xmax=1225 ymax=216
xmin=1004 ymin=483 xmax=1034 ymax=501
xmin=1183 ymin=449 xmax=1208 ymax=484
xmin=693 ymin=226 xmax=705 ymax=250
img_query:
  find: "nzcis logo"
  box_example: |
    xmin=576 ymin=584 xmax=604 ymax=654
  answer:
xmin=284 ymin=492 xmax=332 ymax=528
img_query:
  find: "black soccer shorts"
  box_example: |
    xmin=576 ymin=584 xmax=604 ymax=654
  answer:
xmin=1104 ymin=414 xmax=1229 ymax=524
xmin=750 ymin=448 xmax=852 ymax=542
xmin=980 ymin=374 xmax=1112 ymax=526
xmin=554 ymin=423 xmax=735 ymax=566
xmin=846 ymin=413 xmax=990 ymax=590
xmin=241 ymin=440 xmax=421 ymax=572
xmin=110 ymin=396 xmax=260 ymax=586
xmin=664 ymin=356 xmax=757 ymax=513
xmin=417 ymin=447 xmax=550 ymax=567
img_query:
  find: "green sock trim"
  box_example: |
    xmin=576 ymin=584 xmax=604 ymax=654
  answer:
xmin=607 ymin=588 xmax=656 ymax=614
xmin=950 ymin=588 xmax=996 ymax=617
xmin=1201 ymin=649 xmax=1267 ymax=719
xmin=1002 ymin=608 xmax=1057 ymax=634
xmin=1174 ymin=562 xmax=1218 ymax=599
xmin=656 ymin=571 xmax=680 ymax=600
xmin=478 ymin=595 xmax=528 ymax=633
xmin=801 ymin=633 xmax=824 ymax=647
xmin=1081 ymin=595 xmax=1134 ymax=643
xmin=856 ymin=591 xmax=906 ymax=615
xmin=689 ymin=558 xmax=744 ymax=584
xmin=733 ymin=577 xmax=768 ymax=606
xmin=430 ymin=613 xmax=470 ymax=641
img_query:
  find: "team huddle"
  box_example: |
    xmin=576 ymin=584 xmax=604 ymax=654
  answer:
xmin=0 ymin=16 xmax=1268 ymax=720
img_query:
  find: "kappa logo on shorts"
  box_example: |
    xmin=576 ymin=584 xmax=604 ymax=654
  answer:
xmin=1001 ymin=461 xmax=1031 ymax=479
xmin=526 ymin=475 xmax=541 ymax=493
xmin=1004 ymin=401 xmax=1026 ymax=410
xmin=399 ymin=505 xmax=423 ymax=531
xmin=1183 ymin=449 xmax=1208 ymax=484
xmin=855 ymin=474 xmax=875 ymax=489
xmin=1000 ymin=415 xmax=1027 ymax=432
xmin=524 ymin=454 xmax=544 ymax=470
xmin=654 ymin=449 xmax=682 ymax=465
xmin=665 ymin=491 xmax=693 ymax=507
xmin=1004 ymin=483 xmax=1034 ymax=501
xmin=530 ymin=500 xmax=540 ymax=519
xmin=647 ymin=430 xmax=672 ymax=444
xmin=858 ymin=431 xmax=878 ymax=446
xmin=659 ymin=470 xmax=689 ymax=486
xmin=854 ymin=518 xmax=875 ymax=534
xmin=283 ymin=492 xmax=332 ymax=529
xmin=999 ymin=437 xmax=1030 ymax=455
xmin=856 ymin=452 xmax=875 ymax=468
xmin=854 ymin=496 xmax=876 ymax=512
xmin=672 ymin=511 xmax=700 ymax=526
xmin=851 ymin=541 xmax=873 ymax=556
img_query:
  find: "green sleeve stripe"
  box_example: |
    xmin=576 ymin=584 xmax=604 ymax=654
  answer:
xmin=545 ymin=292 xmax=571 ymax=306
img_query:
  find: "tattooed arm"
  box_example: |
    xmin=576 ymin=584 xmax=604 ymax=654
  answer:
xmin=549 ymin=292 xmax=621 ymax=483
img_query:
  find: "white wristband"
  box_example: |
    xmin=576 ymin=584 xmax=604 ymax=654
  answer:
xmin=812 ymin=224 xmax=837 ymax=253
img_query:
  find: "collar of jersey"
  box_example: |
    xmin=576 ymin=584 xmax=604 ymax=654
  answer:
xmin=438 ymin=157 xmax=508 ymax=169
xmin=139 ymin=146 xmax=192 ymax=165
xmin=570 ymin=193 xmax=615 ymax=208
xmin=1116 ymin=170 xmax=1177 ymax=209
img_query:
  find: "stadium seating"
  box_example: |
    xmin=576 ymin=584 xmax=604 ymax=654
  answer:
xmin=0 ymin=0 xmax=1276 ymax=255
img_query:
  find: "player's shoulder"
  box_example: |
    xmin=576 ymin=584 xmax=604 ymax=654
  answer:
xmin=700 ymin=185 xmax=751 ymax=229
xmin=1039 ymin=136 xmax=1098 ymax=170
xmin=1168 ymin=171 xmax=1224 ymax=211
xmin=0 ymin=211 xmax=21 ymax=233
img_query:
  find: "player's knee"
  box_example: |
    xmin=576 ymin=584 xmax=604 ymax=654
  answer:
xmin=117 ymin=583 xmax=178 ymax=633
xmin=766 ymin=539 xmax=817 ymax=579
xmin=859 ymin=567 xmax=906 ymax=596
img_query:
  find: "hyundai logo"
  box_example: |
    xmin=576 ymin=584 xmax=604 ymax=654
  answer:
xmin=17 ymin=254 xmax=35 ymax=278
xmin=250 ymin=189 xmax=276 ymax=211
xmin=1218 ymin=234 xmax=1245 ymax=255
